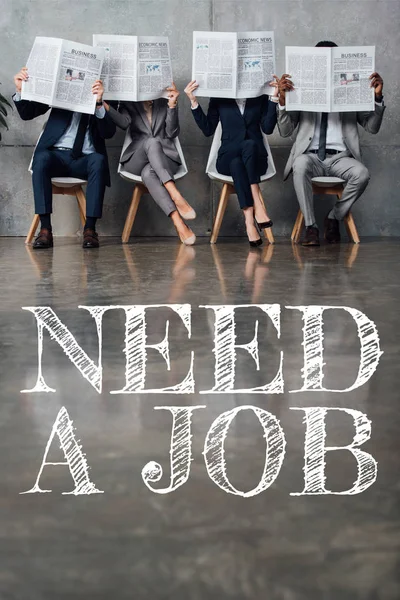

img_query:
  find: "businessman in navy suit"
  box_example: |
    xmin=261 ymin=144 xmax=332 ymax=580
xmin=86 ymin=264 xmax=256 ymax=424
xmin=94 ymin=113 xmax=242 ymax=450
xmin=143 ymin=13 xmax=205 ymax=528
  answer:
xmin=185 ymin=80 xmax=278 ymax=246
xmin=13 ymin=67 xmax=116 ymax=249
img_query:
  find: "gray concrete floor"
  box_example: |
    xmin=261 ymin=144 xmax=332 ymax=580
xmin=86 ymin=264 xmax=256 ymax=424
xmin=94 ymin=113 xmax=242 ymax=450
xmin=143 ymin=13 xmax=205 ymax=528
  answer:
xmin=0 ymin=236 xmax=399 ymax=600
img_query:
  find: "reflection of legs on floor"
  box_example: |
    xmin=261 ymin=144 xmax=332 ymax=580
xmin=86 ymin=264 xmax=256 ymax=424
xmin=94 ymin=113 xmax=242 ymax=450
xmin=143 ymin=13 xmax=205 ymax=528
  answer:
xmin=169 ymin=245 xmax=196 ymax=303
xmin=244 ymin=249 xmax=269 ymax=303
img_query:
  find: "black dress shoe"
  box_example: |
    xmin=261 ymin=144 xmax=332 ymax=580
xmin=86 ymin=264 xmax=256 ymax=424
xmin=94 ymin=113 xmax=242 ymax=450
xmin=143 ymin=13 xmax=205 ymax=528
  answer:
xmin=249 ymin=237 xmax=263 ymax=248
xmin=33 ymin=228 xmax=53 ymax=249
xmin=324 ymin=214 xmax=341 ymax=243
xmin=256 ymin=219 xmax=273 ymax=229
xmin=302 ymin=226 xmax=320 ymax=247
xmin=83 ymin=228 xmax=99 ymax=249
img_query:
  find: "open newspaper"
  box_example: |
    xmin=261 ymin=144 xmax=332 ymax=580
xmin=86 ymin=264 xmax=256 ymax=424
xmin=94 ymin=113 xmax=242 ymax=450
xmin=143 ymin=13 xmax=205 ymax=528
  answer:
xmin=93 ymin=35 xmax=172 ymax=101
xmin=192 ymin=31 xmax=275 ymax=98
xmin=21 ymin=37 xmax=104 ymax=114
xmin=285 ymin=46 xmax=375 ymax=112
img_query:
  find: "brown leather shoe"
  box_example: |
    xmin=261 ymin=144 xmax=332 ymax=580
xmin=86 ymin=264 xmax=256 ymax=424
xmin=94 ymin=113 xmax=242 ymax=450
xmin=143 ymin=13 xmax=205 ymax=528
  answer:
xmin=83 ymin=228 xmax=99 ymax=249
xmin=302 ymin=226 xmax=320 ymax=247
xmin=324 ymin=214 xmax=341 ymax=243
xmin=33 ymin=228 xmax=53 ymax=249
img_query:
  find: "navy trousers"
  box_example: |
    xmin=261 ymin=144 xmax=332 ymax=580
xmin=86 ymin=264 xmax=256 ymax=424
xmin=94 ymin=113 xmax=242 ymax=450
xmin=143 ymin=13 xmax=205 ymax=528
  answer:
xmin=31 ymin=149 xmax=107 ymax=217
xmin=216 ymin=139 xmax=268 ymax=208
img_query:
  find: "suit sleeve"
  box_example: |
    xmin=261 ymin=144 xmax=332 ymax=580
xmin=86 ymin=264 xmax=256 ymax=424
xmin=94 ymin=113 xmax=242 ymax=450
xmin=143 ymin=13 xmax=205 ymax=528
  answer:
xmin=277 ymin=105 xmax=300 ymax=138
xmin=106 ymin=103 xmax=132 ymax=131
xmin=13 ymin=97 xmax=50 ymax=121
xmin=356 ymin=102 xmax=385 ymax=134
xmin=191 ymin=98 xmax=220 ymax=137
xmin=260 ymin=97 xmax=278 ymax=135
xmin=165 ymin=106 xmax=180 ymax=138
xmin=94 ymin=109 xmax=116 ymax=139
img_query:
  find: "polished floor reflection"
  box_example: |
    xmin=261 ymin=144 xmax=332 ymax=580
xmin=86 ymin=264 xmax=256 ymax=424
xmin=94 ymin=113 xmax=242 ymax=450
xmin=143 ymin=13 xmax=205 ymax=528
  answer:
xmin=0 ymin=237 xmax=399 ymax=600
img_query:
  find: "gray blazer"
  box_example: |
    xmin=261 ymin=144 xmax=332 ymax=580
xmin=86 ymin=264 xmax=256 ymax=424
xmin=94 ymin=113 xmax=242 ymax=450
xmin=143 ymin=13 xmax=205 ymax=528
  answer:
xmin=107 ymin=99 xmax=181 ymax=165
xmin=277 ymin=104 xmax=386 ymax=180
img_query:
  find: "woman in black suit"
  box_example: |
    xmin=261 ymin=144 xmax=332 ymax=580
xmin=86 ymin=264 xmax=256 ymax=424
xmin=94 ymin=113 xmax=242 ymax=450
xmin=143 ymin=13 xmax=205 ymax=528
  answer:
xmin=185 ymin=80 xmax=278 ymax=246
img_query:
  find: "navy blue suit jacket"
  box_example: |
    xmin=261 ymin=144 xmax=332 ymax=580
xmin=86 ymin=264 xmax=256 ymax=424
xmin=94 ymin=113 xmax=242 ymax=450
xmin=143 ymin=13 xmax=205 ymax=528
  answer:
xmin=14 ymin=100 xmax=116 ymax=186
xmin=192 ymin=96 xmax=277 ymax=160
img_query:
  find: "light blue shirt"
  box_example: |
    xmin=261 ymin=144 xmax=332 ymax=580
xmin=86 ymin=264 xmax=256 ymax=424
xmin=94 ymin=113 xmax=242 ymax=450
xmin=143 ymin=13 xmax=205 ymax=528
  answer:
xmin=14 ymin=92 xmax=105 ymax=154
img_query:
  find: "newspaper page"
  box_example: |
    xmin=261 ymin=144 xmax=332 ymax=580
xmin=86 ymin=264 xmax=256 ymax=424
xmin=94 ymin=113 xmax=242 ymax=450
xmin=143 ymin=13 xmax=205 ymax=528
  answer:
xmin=237 ymin=31 xmax=276 ymax=98
xmin=331 ymin=46 xmax=375 ymax=112
xmin=137 ymin=36 xmax=172 ymax=101
xmin=192 ymin=31 xmax=237 ymax=98
xmin=21 ymin=37 xmax=62 ymax=105
xmin=93 ymin=35 xmax=138 ymax=101
xmin=285 ymin=46 xmax=331 ymax=112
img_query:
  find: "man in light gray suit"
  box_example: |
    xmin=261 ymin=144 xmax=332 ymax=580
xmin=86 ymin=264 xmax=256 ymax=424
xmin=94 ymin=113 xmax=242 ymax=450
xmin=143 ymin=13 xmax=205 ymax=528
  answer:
xmin=100 ymin=83 xmax=196 ymax=245
xmin=276 ymin=41 xmax=385 ymax=246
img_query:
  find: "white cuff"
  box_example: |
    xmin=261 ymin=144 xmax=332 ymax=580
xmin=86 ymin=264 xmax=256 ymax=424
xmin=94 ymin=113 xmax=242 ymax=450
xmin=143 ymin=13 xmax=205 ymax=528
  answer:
xmin=13 ymin=92 xmax=22 ymax=102
xmin=278 ymin=104 xmax=286 ymax=110
xmin=191 ymin=102 xmax=199 ymax=110
xmin=95 ymin=105 xmax=106 ymax=119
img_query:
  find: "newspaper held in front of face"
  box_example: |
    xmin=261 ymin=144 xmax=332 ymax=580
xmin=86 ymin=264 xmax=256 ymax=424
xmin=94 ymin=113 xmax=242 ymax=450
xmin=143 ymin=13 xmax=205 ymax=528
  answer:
xmin=93 ymin=35 xmax=172 ymax=101
xmin=22 ymin=37 xmax=104 ymax=114
xmin=237 ymin=32 xmax=276 ymax=98
xmin=285 ymin=45 xmax=375 ymax=112
xmin=192 ymin=31 xmax=276 ymax=99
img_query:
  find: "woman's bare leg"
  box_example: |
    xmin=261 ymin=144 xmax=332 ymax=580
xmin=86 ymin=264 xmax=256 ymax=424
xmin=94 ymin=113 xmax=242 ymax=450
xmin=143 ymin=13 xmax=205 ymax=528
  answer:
xmin=251 ymin=184 xmax=271 ymax=222
xmin=170 ymin=210 xmax=196 ymax=245
xmin=243 ymin=206 xmax=261 ymax=242
xmin=164 ymin=181 xmax=196 ymax=219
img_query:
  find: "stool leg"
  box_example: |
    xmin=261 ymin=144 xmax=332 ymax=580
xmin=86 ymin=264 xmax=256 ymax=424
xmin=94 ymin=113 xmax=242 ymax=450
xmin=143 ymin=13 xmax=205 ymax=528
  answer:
xmin=75 ymin=186 xmax=87 ymax=228
xmin=344 ymin=212 xmax=360 ymax=244
xmin=258 ymin=189 xmax=275 ymax=244
xmin=210 ymin=183 xmax=231 ymax=244
xmin=25 ymin=215 xmax=40 ymax=244
xmin=122 ymin=184 xmax=144 ymax=243
xmin=291 ymin=210 xmax=304 ymax=243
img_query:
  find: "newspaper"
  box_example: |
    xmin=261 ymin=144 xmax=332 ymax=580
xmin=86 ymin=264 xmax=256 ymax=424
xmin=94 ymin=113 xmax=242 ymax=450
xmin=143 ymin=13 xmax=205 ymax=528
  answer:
xmin=285 ymin=45 xmax=375 ymax=112
xmin=21 ymin=37 xmax=104 ymax=114
xmin=93 ymin=35 xmax=173 ymax=101
xmin=192 ymin=31 xmax=275 ymax=98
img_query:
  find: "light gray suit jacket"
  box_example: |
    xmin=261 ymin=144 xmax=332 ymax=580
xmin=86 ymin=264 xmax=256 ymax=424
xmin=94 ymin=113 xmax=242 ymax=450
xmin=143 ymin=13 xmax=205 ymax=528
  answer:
xmin=107 ymin=99 xmax=181 ymax=165
xmin=277 ymin=103 xmax=386 ymax=180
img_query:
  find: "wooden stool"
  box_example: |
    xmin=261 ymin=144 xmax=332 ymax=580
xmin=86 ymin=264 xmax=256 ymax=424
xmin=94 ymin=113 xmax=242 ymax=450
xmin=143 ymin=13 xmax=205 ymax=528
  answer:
xmin=291 ymin=176 xmax=360 ymax=244
xmin=210 ymin=183 xmax=275 ymax=244
xmin=25 ymin=178 xmax=87 ymax=244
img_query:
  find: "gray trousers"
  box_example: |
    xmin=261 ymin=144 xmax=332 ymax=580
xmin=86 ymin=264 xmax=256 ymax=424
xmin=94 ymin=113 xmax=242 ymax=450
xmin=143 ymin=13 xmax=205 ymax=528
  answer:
xmin=123 ymin=138 xmax=180 ymax=216
xmin=292 ymin=150 xmax=370 ymax=226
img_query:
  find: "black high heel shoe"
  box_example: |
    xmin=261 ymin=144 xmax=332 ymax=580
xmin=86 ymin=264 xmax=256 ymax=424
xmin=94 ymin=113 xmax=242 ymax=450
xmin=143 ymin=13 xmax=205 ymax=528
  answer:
xmin=249 ymin=237 xmax=263 ymax=248
xmin=256 ymin=219 xmax=273 ymax=229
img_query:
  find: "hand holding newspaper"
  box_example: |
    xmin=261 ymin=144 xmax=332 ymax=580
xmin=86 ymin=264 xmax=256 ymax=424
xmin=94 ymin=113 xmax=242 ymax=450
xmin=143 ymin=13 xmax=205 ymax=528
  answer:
xmin=92 ymin=35 xmax=173 ymax=101
xmin=285 ymin=45 xmax=375 ymax=112
xmin=21 ymin=37 xmax=105 ymax=115
xmin=192 ymin=31 xmax=276 ymax=98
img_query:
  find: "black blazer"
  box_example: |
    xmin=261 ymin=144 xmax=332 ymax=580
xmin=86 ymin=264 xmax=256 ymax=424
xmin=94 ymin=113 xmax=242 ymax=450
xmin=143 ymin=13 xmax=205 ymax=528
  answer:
xmin=192 ymin=95 xmax=277 ymax=160
xmin=14 ymin=99 xmax=116 ymax=186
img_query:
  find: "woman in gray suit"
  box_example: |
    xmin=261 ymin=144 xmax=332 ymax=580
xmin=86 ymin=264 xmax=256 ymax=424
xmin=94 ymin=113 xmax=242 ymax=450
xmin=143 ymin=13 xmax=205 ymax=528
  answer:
xmin=99 ymin=83 xmax=196 ymax=245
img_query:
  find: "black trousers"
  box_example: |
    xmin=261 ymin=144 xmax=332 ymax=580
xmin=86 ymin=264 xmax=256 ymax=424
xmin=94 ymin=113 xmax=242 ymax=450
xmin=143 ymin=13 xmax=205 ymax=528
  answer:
xmin=31 ymin=149 xmax=107 ymax=217
xmin=216 ymin=139 xmax=268 ymax=208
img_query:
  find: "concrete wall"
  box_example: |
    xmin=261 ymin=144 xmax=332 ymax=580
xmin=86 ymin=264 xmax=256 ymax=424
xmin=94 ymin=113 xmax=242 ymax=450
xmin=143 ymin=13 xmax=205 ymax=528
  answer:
xmin=0 ymin=0 xmax=399 ymax=238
